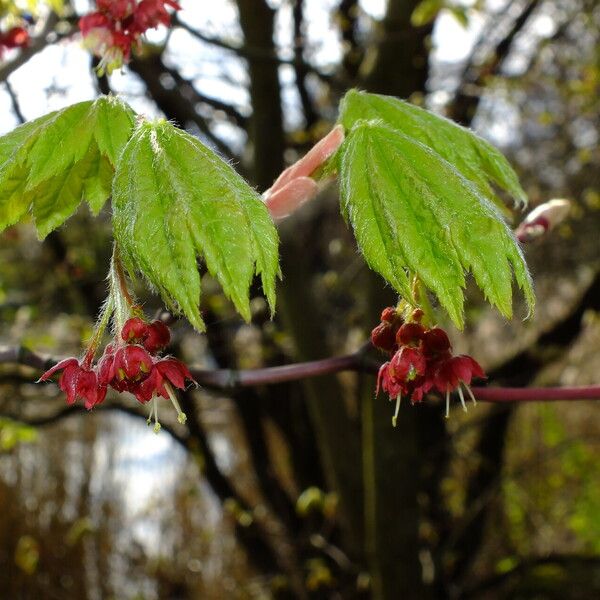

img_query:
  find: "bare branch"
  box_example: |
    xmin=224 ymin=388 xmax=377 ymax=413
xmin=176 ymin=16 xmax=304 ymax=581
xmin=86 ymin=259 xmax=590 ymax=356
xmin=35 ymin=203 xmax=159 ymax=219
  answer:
xmin=4 ymin=80 xmax=25 ymax=123
xmin=128 ymin=53 xmax=239 ymax=161
xmin=2 ymin=343 xmax=600 ymax=402
xmin=292 ymin=0 xmax=319 ymax=129
xmin=451 ymin=0 xmax=541 ymax=124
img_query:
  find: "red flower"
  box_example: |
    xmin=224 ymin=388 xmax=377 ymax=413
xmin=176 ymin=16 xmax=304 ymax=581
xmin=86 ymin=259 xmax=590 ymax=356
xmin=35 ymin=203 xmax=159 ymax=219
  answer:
xmin=133 ymin=357 xmax=194 ymax=403
xmin=79 ymin=12 xmax=112 ymax=36
xmin=396 ymin=322 xmax=426 ymax=346
xmin=422 ymin=327 xmax=451 ymax=356
xmin=143 ymin=320 xmax=171 ymax=352
xmin=132 ymin=0 xmax=180 ymax=33
xmin=121 ymin=316 xmax=149 ymax=343
xmin=1 ymin=27 xmax=30 ymax=49
xmin=390 ymin=346 xmax=426 ymax=381
xmin=377 ymin=361 xmax=404 ymax=399
xmin=373 ymin=314 xmax=486 ymax=422
xmin=111 ymin=31 xmax=134 ymax=57
xmin=113 ymin=344 xmax=153 ymax=382
xmin=39 ymin=358 xmax=106 ymax=409
xmin=39 ymin=308 xmax=191 ymax=431
xmin=97 ymin=0 xmax=136 ymax=20
xmin=433 ymin=355 xmax=485 ymax=393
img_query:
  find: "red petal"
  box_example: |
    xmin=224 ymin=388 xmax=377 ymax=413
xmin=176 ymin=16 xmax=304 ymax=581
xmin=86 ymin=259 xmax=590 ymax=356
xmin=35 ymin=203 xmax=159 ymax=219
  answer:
xmin=156 ymin=358 xmax=192 ymax=389
xmin=376 ymin=362 xmax=389 ymax=396
xmin=79 ymin=13 xmax=112 ymax=35
xmin=37 ymin=358 xmax=79 ymax=382
xmin=143 ymin=320 xmax=171 ymax=352
xmin=59 ymin=368 xmax=80 ymax=405
xmin=134 ymin=368 xmax=166 ymax=402
xmin=433 ymin=359 xmax=459 ymax=393
xmin=85 ymin=384 xmax=107 ymax=410
xmin=97 ymin=353 xmax=116 ymax=385
xmin=452 ymin=355 xmax=486 ymax=384
xmin=370 ymin=322 xmax=396 ymax=352
xmin=423 ymin=327 xmax=451 ymax=355
xmin=114 ymin=345 xmax=153 ymax=380
xmin=380 ymin=307 xmax=397 ymax=323
xmin=121 ymin=317 xmax=149 ymax=343
xmin=396 ymin=322 xmax=426 ymax=346
xmin=390 ymin=347 xmax=426 ymax=380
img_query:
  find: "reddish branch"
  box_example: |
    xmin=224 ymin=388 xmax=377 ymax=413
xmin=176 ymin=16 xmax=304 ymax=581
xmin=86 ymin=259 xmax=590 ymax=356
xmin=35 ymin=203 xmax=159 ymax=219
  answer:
xmin=1 ymin=344 xmax=599 ymax=402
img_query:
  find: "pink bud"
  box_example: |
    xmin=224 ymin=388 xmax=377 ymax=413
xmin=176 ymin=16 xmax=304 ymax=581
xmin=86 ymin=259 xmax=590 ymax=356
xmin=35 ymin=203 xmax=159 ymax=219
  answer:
xmin=263 ymin=177 xmax=319 ymax=219
xmin=515 ymin=199 xmax=571 ymax=243
xmin=263 ymin=125 xmax=345 ymax=219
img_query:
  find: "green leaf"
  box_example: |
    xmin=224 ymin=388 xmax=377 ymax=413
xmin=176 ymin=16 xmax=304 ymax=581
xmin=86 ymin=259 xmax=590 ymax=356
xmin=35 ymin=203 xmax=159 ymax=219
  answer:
xmin=0 ymin=95 xmax=136 ymax=237
xmin=112 ymin=120 xmax=279 ymax=331
xmin=339 ymin=90 xmax=528 ymax=211
xmin=337 ymin=121 xmax=534 ymax=328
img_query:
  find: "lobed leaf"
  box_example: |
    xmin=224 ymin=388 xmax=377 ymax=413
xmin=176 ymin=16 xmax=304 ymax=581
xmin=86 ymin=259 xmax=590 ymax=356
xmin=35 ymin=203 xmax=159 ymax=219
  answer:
xmin=112 ymin=120 xmax=279 ymax=331
xmin=339 ymin=89 xmax=528 ymax=212
xmin=337 ymin=121 xmax=534 ymax=328
xmin=0 ymin=95 xmax=136 ymax=237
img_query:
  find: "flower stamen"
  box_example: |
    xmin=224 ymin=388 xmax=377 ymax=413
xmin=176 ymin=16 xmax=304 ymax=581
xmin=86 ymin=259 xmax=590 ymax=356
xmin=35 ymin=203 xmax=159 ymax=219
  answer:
xmin=464 ymin=384 xmax=477 ymax=406
xmin=457 ymin=386 xmax=467 ymax=413
xmin=165 ymin=382 xmax=187 ymax=424
xmin=152 ymin=397 xmax=161 ymax=434
xmin=392 ymin=394 xmax=402 ymax=428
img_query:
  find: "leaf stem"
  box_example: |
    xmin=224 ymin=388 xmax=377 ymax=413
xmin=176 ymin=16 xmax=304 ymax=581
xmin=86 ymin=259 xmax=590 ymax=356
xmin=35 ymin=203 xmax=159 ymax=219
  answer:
xmin=82 ymin=294 xmax=115 ymax=367
xmin=108 ymin=243 xmax=138 ymax=334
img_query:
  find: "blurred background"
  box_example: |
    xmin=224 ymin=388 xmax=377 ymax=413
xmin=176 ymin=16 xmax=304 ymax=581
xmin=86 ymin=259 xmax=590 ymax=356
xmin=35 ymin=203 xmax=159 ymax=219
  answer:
xmin=0 ymin=0 xmax=599 ymax=598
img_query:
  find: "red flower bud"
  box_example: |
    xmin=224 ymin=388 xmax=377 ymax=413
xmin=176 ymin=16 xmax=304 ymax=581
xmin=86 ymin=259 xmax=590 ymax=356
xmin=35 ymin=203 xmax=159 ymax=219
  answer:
xmin=396 ymin=322 xmax=426 ymax=346
xmin=410 ymin=308 xmax=424 ymax=322
xmin=380 ymin=307 xmax=398 ymax=323
xmin=371 ymin=322 xmax=396 ymax=352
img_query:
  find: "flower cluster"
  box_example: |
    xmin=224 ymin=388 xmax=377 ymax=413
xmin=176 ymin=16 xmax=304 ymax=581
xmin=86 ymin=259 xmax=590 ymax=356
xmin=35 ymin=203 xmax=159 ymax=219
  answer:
xmin=39 ymin=317 xmax=194 ymax=431
xmin=371 ymin=307 xmax=486 ymax=424
xmin=79 ymin=0 xmax=181 ymax=74
xmin=0 ymin=26 xmax=29 ymax=59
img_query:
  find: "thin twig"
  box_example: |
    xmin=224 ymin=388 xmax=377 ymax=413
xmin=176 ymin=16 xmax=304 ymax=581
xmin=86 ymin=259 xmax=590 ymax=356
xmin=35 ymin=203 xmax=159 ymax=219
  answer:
xmin=1 ymin=344 xmax=599 ymax=402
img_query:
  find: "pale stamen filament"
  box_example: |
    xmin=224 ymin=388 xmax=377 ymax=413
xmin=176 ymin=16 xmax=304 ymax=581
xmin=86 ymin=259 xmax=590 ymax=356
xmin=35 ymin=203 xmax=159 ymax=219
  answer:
xmin=457 ymin=386 xmax=468 ymax=412
xmin=392 ymin=394 xmax=402 ymax=427
xmin=445 ymin=389 xmax=450 ymax=419
xmin=153 ymin=397 xmax=161 ymax=433
xmin=464 ymin=384 xmax=477 ymax=406
xmin=147 ymin=397 xmax=155 ymax=426
xmin=165 ymin=382 xmax=188 ymax=424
